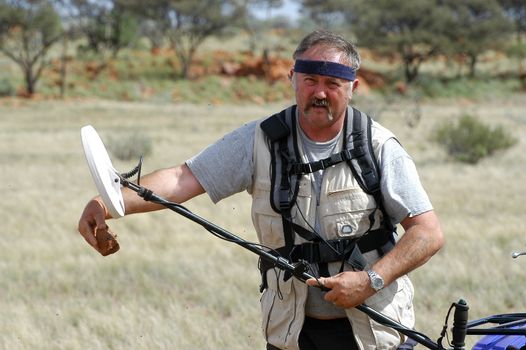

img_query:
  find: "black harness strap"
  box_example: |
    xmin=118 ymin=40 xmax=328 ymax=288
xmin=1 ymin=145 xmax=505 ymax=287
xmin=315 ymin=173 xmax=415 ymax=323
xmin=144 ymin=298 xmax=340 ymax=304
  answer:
xmin=347 ymin=108 xmax=396 ymax=233
xmin=278 ymin=136 xmax=295 ymax=256
xmin=259 ymin=228 xmax=395 ymax=289
xmin=261 ymin=106 xmax=302 ymax=267
xmin=289 ymin=149 xmax=360 ymax=175
xmin=258 ymin=105 xmax=396 ymax=289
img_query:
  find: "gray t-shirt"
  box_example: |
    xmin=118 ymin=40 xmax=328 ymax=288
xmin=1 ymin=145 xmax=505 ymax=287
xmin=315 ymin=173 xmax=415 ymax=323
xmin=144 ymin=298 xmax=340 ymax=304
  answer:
xmin=186 ymin=114 xmax=433 ymax=319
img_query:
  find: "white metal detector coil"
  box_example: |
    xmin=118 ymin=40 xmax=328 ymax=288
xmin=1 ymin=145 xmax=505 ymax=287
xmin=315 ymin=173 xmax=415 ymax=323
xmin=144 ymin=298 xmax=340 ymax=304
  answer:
xmin=81 ymin=125 xmax=125 ymax=218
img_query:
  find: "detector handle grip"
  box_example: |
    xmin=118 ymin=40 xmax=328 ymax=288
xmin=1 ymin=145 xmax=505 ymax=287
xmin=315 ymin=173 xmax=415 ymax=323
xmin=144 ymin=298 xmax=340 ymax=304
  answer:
xmin=451 ymin=299 xmax=469 ymax=350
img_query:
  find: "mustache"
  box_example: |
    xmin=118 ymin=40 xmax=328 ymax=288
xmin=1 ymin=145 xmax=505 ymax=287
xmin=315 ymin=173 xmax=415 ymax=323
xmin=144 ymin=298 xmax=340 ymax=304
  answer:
xmin=304 ymin=98 xmax=334 ymax=121
xmin=310 ymin=98 xmax=329 ymax=108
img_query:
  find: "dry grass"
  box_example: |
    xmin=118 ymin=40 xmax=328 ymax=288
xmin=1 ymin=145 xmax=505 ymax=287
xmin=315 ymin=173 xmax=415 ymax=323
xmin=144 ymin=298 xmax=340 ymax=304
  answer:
xmin=1 ymin=95 xmax=525 ymax=349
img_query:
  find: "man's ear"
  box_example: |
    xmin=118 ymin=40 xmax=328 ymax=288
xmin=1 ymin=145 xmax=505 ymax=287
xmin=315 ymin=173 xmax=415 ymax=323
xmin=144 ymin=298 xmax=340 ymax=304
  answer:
xmin=288 ymin=68 xmax=294 ymax=81
xmin=289 ymin=71 xmax=297 ymax=90
xmin=351 ymin=79 xmax=360 ymax=92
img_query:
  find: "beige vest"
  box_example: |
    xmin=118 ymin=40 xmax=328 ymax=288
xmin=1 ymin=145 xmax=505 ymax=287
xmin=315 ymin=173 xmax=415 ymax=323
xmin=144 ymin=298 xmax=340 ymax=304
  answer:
xmin=250 ymin=111 xmax=415 ymax=350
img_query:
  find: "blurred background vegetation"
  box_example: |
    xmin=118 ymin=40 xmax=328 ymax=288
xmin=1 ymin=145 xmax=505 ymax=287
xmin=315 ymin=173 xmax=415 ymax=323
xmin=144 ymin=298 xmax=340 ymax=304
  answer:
xmin=0 ymin=0 xmax=525 ymax=103
xmin=1 ymin=0 xmax=524 ymax=164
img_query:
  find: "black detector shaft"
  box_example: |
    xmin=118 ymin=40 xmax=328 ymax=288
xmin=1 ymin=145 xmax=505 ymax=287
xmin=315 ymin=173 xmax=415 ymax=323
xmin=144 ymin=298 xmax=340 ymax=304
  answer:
xmin=119 ymin=176 xmax=446 ymax=350
xmin=122 ymin=178 xmax=526 ymax=350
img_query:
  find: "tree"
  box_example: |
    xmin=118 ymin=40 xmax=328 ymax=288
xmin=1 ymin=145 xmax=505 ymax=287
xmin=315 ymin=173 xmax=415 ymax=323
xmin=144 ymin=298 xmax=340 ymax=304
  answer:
xmin=498 ymin=0 xmax=526 ymax=42
xmin=128 ymin=0 xmax=247 ymax=79
xmin=242 ymin=0 xmax=290 ymax=57
xmin=498 ymin=0 xmax=526 ymax=79
xmin=0 ymin=0 xmax=63 ymax=95
xmin=441 ymin=0 xmax=512 ymax=77
xmin=346 ymin=0 xmax=450 ymax=83
xmin=63 ymin=0 xmax=139 ymax=58
xmin=167 ymin=0 xmax=247 ymax=79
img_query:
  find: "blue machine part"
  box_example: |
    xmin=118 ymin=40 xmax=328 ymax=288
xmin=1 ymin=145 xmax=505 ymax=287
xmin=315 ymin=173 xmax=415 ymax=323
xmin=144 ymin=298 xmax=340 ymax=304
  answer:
xmin=472 ymin=323 xmax=526 ymax=350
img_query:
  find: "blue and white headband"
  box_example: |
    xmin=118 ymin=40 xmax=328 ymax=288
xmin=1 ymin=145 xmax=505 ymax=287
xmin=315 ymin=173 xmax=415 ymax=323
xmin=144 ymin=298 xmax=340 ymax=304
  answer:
xmin=294 ymin=59 xmax=357 ymax=81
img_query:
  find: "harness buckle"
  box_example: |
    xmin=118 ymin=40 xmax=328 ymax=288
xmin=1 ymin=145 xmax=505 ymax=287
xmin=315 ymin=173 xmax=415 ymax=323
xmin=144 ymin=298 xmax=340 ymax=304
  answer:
xmin=330 ymin=153 xmax=344 ymax=164
xmin=350 ymin=145 xmax=365 ymax=158
xmin=279 ymin=188 xmax=291 ymax=211
xmin=320 ymin=158 xmax=331 ymax=170
xmin=342 ymin=149 xmax=352 ymax=161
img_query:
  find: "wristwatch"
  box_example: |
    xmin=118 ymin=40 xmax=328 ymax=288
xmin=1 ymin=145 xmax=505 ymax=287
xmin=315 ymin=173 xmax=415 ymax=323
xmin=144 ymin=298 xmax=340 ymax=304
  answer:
xmin=366 ymin=269 xmax=384 ymax=292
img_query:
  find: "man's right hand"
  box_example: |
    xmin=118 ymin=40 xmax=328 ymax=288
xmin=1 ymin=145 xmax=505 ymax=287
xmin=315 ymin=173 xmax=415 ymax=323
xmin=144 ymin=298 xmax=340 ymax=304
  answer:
xmin=77 ymin=198 xmax=110 ymax=251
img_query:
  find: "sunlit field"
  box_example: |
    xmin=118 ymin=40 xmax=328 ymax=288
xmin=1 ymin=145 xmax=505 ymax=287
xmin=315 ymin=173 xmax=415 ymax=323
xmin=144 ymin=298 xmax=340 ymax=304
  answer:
xmin=1 ymin=94 xmax=525 ymax=349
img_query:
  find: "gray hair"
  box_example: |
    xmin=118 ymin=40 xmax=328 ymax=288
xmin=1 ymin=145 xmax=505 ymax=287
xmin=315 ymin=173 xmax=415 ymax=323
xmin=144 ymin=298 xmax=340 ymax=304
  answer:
xmin=293 ymin=30 xmax=361 ymax=71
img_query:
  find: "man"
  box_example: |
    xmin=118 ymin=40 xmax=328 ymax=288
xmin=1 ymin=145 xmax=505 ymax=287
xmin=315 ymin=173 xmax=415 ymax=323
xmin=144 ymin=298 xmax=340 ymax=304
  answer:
xmin=78 ymin=30 xmax=444 ymax=350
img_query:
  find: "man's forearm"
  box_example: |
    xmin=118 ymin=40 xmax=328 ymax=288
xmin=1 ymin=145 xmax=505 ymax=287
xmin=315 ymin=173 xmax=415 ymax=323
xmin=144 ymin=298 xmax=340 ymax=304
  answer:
xmin=116 ymin=164 xmax=205 ymax=217
xmin=372 ymin=210 xmax=444 ymax=286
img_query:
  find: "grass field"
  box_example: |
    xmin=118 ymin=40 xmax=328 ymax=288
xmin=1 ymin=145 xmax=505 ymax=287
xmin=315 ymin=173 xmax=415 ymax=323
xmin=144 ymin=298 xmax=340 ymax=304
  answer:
xmin=1 ymin=94 xmax=525 ymax=349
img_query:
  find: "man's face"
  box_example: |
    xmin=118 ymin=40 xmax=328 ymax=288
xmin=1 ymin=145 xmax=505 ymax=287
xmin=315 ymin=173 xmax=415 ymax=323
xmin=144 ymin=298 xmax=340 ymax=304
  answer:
xmin=293 ymin=46 xmax=356 ymax=129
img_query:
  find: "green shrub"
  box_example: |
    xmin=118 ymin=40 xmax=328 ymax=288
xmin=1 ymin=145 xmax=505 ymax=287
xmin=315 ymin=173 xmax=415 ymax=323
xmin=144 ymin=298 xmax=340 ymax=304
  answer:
xmin=414 ymin=76 xmax=521 ymax=99
xmin=433 ymin=114 xmax=517 ymax=164
xmin=0 ymin=78 xmax=15 ymax=97
xmin=108 ymin=132 xmax=153 ymax=161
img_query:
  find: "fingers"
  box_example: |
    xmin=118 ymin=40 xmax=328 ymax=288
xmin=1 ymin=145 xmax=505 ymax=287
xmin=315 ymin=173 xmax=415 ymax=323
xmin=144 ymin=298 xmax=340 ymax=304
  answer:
xmin=92 ymin=200 xmax=108 ymax=229
xmin=306 ymin=276 xmax=353 ymax=307
xmin=78 ymin=199 xmax=108 ymax=250
xmin=78 ymin=219 xmax=97 ymax=249
xmin=306 ymin=276 xmax=333 ymax=286
xmin=310 ymin=277 xmax=337 ymax=304
xmin=307 ymin=277 xmax=336 ymax=304
xmin=306 ymin=277 xmax=323 ymax=287
xmin=306 ymin=276 xmax=334 ymax=289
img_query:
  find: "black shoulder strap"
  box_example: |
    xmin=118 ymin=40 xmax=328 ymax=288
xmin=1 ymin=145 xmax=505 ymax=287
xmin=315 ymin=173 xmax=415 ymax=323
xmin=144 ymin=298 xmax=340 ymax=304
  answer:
xmin=260 ymin=105 xmax=300 ymax=214
xmin=260 ymin=106 xmax=300 ymax=260
xmin=260 ymin=111 xmax=290 ymax=141
xmin=346 ymin=107 xmax=380 ymax=195
xmin=346 ymin=107 xmax=395 ymax=231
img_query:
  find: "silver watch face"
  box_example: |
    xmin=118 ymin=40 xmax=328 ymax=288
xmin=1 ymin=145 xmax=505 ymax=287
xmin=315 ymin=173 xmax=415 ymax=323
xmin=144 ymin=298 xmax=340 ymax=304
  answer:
xmin=368 ymin=270 xmax=384 ymax=291
xmin=372 ymin=277 xmax=383 ymax=290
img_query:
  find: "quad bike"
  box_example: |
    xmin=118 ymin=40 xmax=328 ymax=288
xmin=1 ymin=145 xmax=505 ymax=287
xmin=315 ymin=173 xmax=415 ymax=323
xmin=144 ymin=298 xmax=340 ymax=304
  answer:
xmin=81 ymin=125 xmax=526 ymax=350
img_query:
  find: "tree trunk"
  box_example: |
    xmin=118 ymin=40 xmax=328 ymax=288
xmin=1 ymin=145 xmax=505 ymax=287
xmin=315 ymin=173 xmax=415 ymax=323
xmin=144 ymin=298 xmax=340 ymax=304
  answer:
xmin=60 ymin=33 xmax=68 ymax=99
xmin=178 ymin=46 xmax=196 ymax=79
xmin=468 ymin=54 xmax=477 ymax=78
xmin=404 ymin=59 xmax=420 ymax=83
xmin=181 ymin=59 xmax=190 ymax=79
xmin=24 ymin=68 xmax=36 ymax=96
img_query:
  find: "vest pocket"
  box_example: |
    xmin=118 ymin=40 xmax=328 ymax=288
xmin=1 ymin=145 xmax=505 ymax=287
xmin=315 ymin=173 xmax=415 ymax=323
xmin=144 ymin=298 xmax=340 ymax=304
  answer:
xmin=260 ymin=269 xmax=304 ymax=349
xmin=321 ymin=188 xmax=378 ymax=239
xmin=252 ymin=182 xmax=286 ymax=248
xmin=252 ymin=180 xmax=313 ymax=248
xmin=365 ymin=275 xmax=415 ymax=347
